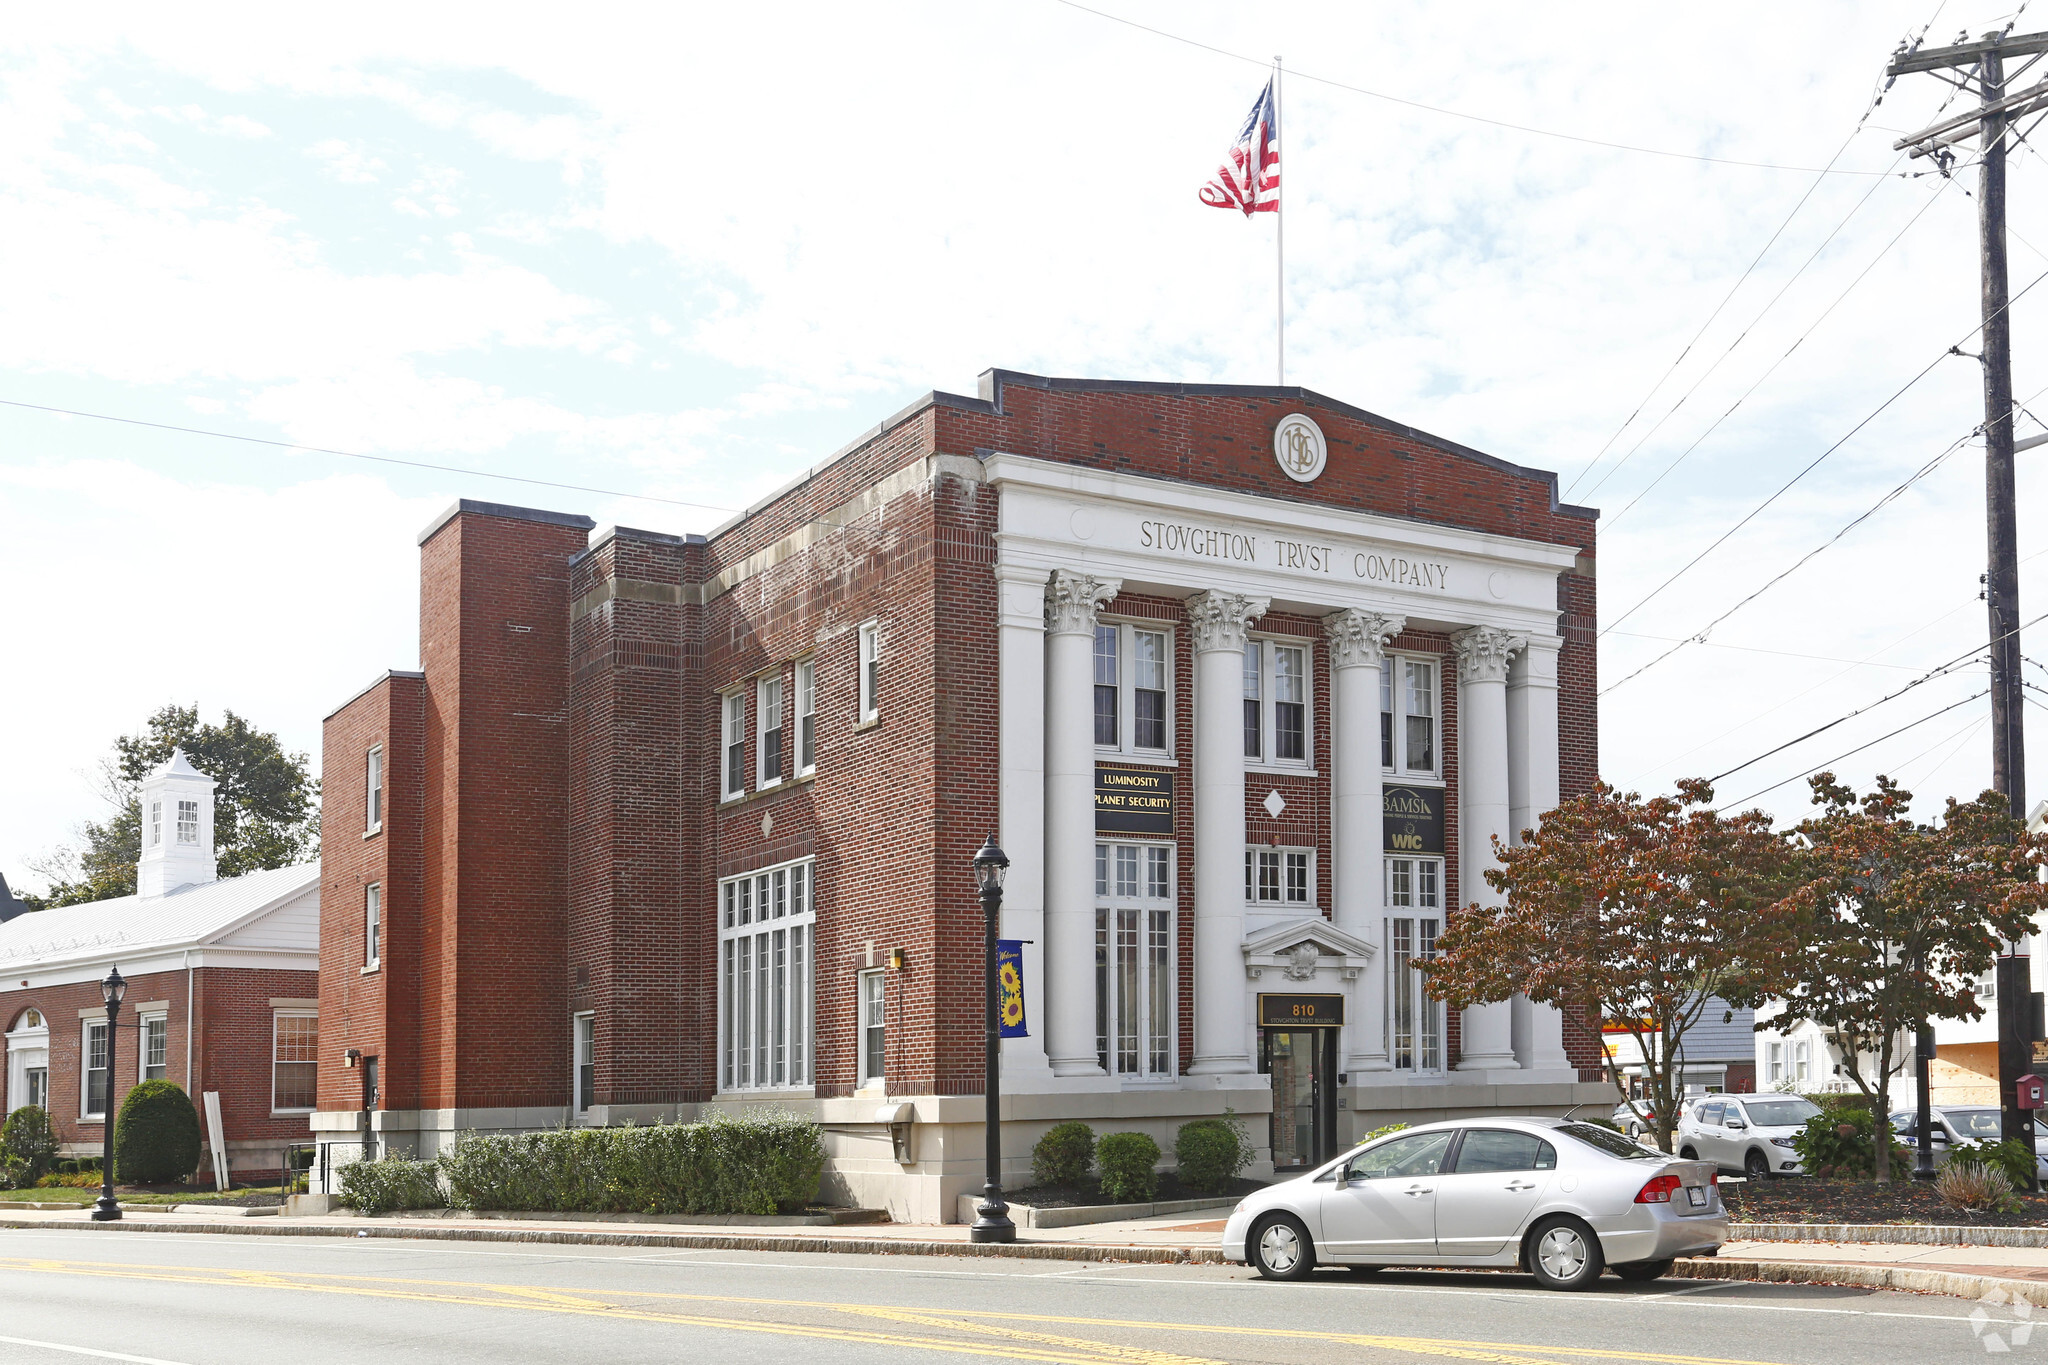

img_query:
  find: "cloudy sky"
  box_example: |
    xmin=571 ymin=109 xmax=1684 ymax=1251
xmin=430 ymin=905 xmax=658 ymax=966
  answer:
xmin=5 ymin=1 xmax=2046 ymax=893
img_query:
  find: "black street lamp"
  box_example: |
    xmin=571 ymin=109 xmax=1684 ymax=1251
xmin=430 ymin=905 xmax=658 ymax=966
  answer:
xmin=970 ymin=834 xmax=1015 ymax=1244
xmin=92 ymin=965 xmax=126 ymax=1223
xmin=1913 ymin=1024 xmax=1939 ymax=1181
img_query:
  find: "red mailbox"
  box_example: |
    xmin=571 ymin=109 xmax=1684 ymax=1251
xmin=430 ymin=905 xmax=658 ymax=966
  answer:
xmin=2020 ymin=1075 xmax=2046 ymax=1111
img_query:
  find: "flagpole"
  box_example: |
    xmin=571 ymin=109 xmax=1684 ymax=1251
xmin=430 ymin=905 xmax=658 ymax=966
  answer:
xmin=1275 ymin=55 xmax=1284 ymax=386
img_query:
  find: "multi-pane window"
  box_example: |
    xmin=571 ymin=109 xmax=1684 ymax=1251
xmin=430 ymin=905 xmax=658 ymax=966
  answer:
xmin=1386 ymin=857 xmax=1443 ymax=1072
xmin=858 ymin=623 xmax=881 ymax=723
xmin=272 ymin=1012 xmax=318 ymax=1112
xmin=1245 ymin=848 xmax=1312 ymax=905
xmin=795 ymin=659 xmax=817 ymax=775
xmin=758 ymin=674 xmax=784 ymax=787
xmin=83 ymin=1020 xmax=109 ymax=1118
xmin=1093 ymin=623 xmax=1171 ymax=755
xmin=721 ymin=693 xmax=747 ymax=800
xmin=149 ymin=801 xmax=161 ymax=848
xmin=176 ymin=799 xmax=200 ymax=845
xmin=1093 ymin=842 xmax=1175 ymax=1078
xmin=1381 ymin=657 xmax=1439 ymax=774
xmin=719 ymin=859 xmax=814 ymax=1091
xmin=1766 ymin=1041 xmax=1784 ymax=1085
xmin=142 ymin=1016 xmax=167 ymax=1082
xmin=366 ymin=745 xmax=384 ymax=832
xmin=573 ymin=1013 xmax=595 ymax=1113
xmin=859 ymin=970 xmax=886 ymax=1086
xmin=1243 ymin=640 xmax=1309 ymax=763
xmin=364 ymin=884 xmax=382 ymax=970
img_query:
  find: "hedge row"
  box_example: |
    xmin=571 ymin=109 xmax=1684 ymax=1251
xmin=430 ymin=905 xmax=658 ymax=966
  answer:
xmin=337 ymin=1111 xmax=825 ymax=1217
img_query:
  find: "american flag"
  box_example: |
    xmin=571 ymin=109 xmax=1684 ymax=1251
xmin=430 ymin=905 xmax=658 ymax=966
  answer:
xmin=1199 ymin=78 xmax=1280 ymax=216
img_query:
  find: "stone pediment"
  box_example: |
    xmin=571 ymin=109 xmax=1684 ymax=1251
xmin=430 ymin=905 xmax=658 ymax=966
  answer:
xmin=1241 ymin=918 xmax=1376 ymax=984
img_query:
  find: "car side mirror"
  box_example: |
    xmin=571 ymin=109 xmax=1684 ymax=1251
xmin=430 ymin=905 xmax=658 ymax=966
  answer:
xmin=1727 ymin=1119 xmax=1747 ymax=1131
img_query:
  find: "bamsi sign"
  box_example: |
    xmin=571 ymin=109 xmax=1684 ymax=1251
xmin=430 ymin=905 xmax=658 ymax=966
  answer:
xmin=1383 ymin=785 xmax=1444 ymax=854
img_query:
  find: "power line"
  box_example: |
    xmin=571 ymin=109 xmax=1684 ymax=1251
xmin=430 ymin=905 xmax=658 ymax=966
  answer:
xmin=1603 ymin=629 xmax=1926 ymax=670
xmin=1048 ymin=0 xmax=1898 ymax=176
xmin=1599 ymin=259 xmax=2048 ymax=647
xmin=1717 ymin=688 xmax=1989 ymax=811
xmin=0 ymin=398 xmax=742 ymax=516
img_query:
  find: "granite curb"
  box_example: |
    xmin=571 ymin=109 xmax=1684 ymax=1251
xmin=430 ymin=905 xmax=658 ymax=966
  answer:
xmin=1678 ymin=1256 xmax=2048 ymax=1306
xmin=1730 ymin=1222 xmax=2048 ymax=1248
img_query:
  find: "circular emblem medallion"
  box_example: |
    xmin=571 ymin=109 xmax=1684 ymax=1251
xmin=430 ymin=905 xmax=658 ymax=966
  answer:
xmin=1272 ymin=413 xmax=1327 ymax=483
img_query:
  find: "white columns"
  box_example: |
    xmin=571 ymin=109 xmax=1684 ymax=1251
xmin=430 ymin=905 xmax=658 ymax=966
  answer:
xmin=1043 ymin=569 xmax=1121 ymax=1077
xmin=1186 ymin=589 xmax=1269 ymax=1076
xmin=1324 ymin=608 xmax=1404 ymax=1076
xmin=1507 ymin=634 xmax=1574 ymax=1078
xmin=997 ymin=563 xmax=1055 ymax=1084
xmin=1451 ymin=626 xmax=1526 ymax=1073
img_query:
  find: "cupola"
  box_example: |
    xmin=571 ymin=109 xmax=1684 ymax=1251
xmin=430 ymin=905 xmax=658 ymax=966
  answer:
xmin=137 ymin=748 xmax=217 ymax=898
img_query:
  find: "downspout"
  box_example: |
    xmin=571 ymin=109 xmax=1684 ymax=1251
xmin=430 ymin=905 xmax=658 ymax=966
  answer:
xmin=183 ymin=950 xmax=193 ymax=1089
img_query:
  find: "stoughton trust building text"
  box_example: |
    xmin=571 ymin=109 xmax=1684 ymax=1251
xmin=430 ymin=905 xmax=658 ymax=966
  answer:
xmin=310 ymin=370 xmax=1610 ymax=1222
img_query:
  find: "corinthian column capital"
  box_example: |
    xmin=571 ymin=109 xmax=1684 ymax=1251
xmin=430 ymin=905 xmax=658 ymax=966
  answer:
xmin=1450 ymin=625 xmax=1528 ymax=686
xmin=1323 ymin=609 xmax=1406 ymax=670
xmin=1185 ymin=590 xmax=1270 ymax=653
xmin=1044 ymin=570 xmax=1121 ymax=635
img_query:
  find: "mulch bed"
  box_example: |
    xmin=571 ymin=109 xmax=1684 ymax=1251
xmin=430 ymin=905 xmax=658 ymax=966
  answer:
xmin=1728 ymin=1176 xmax=2048 ymax=1227
xmin=1000 ymin=1175 xmax=1265 ymax=1209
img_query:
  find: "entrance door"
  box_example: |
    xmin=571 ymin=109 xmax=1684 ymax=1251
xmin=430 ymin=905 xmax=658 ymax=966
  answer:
xmin=1260 ymin=1028 xmax=1338 ymax=1172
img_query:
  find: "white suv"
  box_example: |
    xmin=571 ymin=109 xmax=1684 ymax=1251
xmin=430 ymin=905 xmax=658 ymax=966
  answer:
xmin=1675 ymin=1095 xmax=1819 ymax=1178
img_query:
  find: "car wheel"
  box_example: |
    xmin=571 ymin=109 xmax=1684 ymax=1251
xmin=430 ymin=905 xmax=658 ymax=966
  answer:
xmin=1678 ymin=1145 xmax=1699 ymax=1161
xmin=1249 ymin=1214 xmax=1316 ymax=1281
xmin=1612 ymin=1259 xmax=1675 ymax=1283
xmin=1744 ymin=1148 xmax=1771 ymax=1180
xmin=1527 ymin=1216 xmax=1606 ymax=1291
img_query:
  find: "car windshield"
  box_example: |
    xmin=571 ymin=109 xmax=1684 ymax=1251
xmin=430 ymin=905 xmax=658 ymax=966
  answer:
xmin=1741 ymin=1098 xmax=1821 ymax=1127
xmin=1948 ymin=1110 xmax=2004 ymax=1139
xmin=1345 ymin=1130 xmax=1456 ymax=1180
xmin=1558 ymin=1122 xmax=1660 ymax=1160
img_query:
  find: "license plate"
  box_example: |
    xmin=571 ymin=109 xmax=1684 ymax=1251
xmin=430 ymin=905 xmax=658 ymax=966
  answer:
xmin=1686 ymin=1186 xmax=1707 ymax=1208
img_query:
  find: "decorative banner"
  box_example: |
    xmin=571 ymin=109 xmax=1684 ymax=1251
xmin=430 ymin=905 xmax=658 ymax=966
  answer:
xmin=1383 ymin=784 xmax=1445 ymax=855
xmin=998 ymin=939 xmax=1028 ymax=1039
xmin=1257 ymin=992 xmax=1345 ymax=1028
xmin=1095 ymin=764 xmax=1174 ymax=835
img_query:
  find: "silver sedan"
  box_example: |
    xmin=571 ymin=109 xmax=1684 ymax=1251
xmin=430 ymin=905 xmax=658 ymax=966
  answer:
xmin=1221 ymin=1116 xmax=1727 ymax=1289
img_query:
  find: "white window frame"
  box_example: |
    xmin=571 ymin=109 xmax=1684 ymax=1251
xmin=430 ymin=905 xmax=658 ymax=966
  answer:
xmin=572 ymin=1011 xmax=595 ymax=1115
xmin=1766 ymin=1040 xmax=1784 ymax=1085
xmin=176 ymin=798 xmax=200 ymax=845
xmin=1243 ymin=636 xmax=1313 ymax=768
xmin=81 ymin=1019 xmax=109 ymax=1120
xmin=1381 ymin=653 xmax=1442 ymax=779
xmin=795 ymin=657 xmax=817 ymax=776
xmin=270 ymin=1010 xmax=318 ymax=1115
xmin=757 ymin=672 xmax=785 ymax=790
xmin=717 ymin=857 xmax=815 ymax=1093
xmin=858 ymin=621 xmax=881 ymax=725
xmin=858 ymin=969 xmax=886 ymax=1089
xmin=139 ymin=1013 xmax=168 ymax=1082
xmin=1244 ymin=846 xmax=1315 ymax=907
xmin=720 ymin=692 xmax=747 ymax=802
xmin=149 ymin=800 xmax=161 ymax=848
xmin=364 ymin=883 xmax=382 ymax=972
xmin=1793 ymin=1039 xmax=1812 ymax=1084
xmin=366 ymin=745 xmax=384 ymax=834
xmin=1093 ymin=840 xmax=1178 ymax=1081
xmin=1384 ymin=855 xmax=1446 ymax=1074
xmin=1093 ymin=620 xmax=1175 ymax=759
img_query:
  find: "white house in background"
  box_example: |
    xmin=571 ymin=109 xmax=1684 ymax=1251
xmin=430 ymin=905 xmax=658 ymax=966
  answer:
xmin=1754 ymin=797 xmax=2048 ymax=1104
xmin=1603 ymin=996 xmax=1758 ymax=1099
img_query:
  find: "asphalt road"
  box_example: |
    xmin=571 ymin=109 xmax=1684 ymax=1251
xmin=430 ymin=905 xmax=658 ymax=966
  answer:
xmin=0 ymin=1229 xmax=2027 ymax=1364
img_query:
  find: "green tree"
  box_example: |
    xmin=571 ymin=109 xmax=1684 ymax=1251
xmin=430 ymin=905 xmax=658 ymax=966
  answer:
xmin=33 ymin=705 xmax=320 ymax=907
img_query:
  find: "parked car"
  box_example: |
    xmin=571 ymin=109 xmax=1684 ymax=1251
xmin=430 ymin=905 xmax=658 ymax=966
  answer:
xmin=1675 ymin=1094 xmax=1820 ymax=1178
xmin=1222 ymin=1117 xmax=1727 ymax=1289
xmin=1612 ymin=1102 xmax=1659 ymax=1142
xmin=1888 ymin=1106 xmax=2048 ymax=1183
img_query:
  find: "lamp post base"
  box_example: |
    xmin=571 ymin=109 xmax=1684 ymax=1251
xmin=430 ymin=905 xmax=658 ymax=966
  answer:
xmin=89 ymin=1195 xmax=122 ymax=1222
xmin=968 ymin=1186 xmax=1015 ymax=1244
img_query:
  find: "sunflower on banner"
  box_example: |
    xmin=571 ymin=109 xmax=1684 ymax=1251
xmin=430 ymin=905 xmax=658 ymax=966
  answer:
xmin=997 ymin=939 xmax=1028 ymax=1038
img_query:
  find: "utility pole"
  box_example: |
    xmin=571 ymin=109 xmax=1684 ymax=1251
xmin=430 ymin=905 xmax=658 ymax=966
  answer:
xmin=1892 ymin=28 xmax=2044 ymax=1172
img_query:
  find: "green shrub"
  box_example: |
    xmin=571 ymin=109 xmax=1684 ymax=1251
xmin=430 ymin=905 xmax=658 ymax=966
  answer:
xmin=1937 ymin=1156 xmax=2018 ymax=1213
xmin=438 ymin=1110 xmax=824 ymax=1217
xmin=1 ymin=1105 xmax=58 ymax=1184
xmin=1789 ymin=1108 xmax=1910 ymax=1179
xmin=1954 ymin=1138 xmax=2037 ymax=1193
xmin=338 ymin=1157 xmax=446 ymax=1215
xmin=1174 ymin=1120 xmax=1249 ymax=1194
xmin=1096 ymin=1131 xmax=1161 ymax=1203
xmin=1032 ymin=1122 xmax=1095 ymax=1188
xmin=112 ymin=1081 xmax=202 ymax=1184
xmin=37 ymin=1170 xmax=102 ymax=1189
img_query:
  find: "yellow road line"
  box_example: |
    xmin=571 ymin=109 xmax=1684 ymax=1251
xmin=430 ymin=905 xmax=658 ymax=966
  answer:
xmin=0 ymin=1256 xmax=1800 ymax=1365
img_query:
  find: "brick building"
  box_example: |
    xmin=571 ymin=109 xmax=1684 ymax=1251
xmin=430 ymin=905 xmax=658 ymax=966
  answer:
xmin=0 ymin=750 xmax=319 ymax=1177
xmin=314 ymin=371 xmax=1609 ymax=1221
